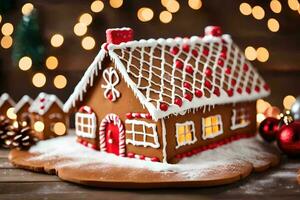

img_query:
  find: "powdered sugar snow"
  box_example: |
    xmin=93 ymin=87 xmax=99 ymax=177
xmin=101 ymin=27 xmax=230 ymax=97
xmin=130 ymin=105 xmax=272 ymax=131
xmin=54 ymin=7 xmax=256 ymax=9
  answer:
xmin=29 ymin=134 xmax=277 ymax=179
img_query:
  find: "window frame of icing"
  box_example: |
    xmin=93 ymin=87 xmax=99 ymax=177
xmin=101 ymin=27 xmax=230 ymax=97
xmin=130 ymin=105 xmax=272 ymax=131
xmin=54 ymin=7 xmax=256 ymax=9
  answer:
xmin=202 ymin=114 xmax=223 ymax=140
xmin=75 ymin=111 xmax=97 ymax=139
xmin=175 ymin=121 xmax=197 ymax=149
xmin=230 ymin=107 xmax=250 ymax=130
xmin=125 ymin=119 xmax=160 ymax=149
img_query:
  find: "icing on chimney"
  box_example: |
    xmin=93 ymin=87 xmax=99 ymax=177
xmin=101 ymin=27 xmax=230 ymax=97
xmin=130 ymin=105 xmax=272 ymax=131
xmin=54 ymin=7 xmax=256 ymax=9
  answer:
xmin=205 ymin=26 xmax=222 ymax=37
xmin=106 ymin=27 xmax=134 ymax=45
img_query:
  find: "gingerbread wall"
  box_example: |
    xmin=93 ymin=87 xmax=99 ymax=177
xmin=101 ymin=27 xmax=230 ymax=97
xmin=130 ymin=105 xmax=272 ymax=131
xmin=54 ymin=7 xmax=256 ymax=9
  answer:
xmin=163 ymin=101 xmax=257 ymax=163
xmin=16 ymin=103 xmax=31 ymax=124
xmin=76 ymin=57 xmax=165 ymax=161
xmin=0 ymin=101 xmax=13 ymax=117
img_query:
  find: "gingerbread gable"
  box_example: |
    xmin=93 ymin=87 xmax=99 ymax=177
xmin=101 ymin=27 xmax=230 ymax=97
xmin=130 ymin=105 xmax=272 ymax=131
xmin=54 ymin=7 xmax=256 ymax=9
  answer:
xmin=64 ymin=27 xmax=270 ymax=120
xmin=14 ymin=95 xmax=33 ymax=114
xmin=29 ymin=93 xmax=64 ymax=116
xmin=0 ymin=93 xmax=15 ymax=108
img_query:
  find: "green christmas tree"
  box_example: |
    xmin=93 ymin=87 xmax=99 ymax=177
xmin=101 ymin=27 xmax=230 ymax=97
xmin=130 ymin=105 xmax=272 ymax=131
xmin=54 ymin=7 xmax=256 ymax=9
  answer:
xmin=12 ymin=9 xmax=45 ymax=70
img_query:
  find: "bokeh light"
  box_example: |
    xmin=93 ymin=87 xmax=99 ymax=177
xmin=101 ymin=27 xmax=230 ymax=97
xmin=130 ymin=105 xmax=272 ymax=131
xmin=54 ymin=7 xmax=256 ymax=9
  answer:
xmin=53 ymin=122 xmax=66 ymax=135
xmin=50 ymin=34 xmax=64 ymax=47
xmin=22 ymin=3 xmax=34 ymax=16
xmin=245 ymin=46 xmax=257 ymax=61
xmin=1 ymin=23 xmax=14 ymax=36
xmin=32 ymin=73 xmax=46 ymax=88
xmin=79 ymin=13 xmax=93 ymax=26
xmin=109 ymin=0 xmax=123 ymax=8
xmin=91 ymin=0 xmax=104 ymax=13
xmin=81 ymin=36 xmax=95 ymax=50
xmin=1 ymin=36 xmax=13 ymax=49
xmin=288 ymin=0 xmax=300 ymax=11
xmin=6 ymin=107 xmax=17 ymax=120
xmin=54 ymin=75 xmax=67 ymax=89
xmin=239 ymin=2 xmax=252 ymax=16
xmin=256 ymin=47 xmax=269 ymax=62
xmin=159 ymin=11 xmax=172 ymax=23
xmin=252 ymin=6 xmax=265 ymax=20
xmin=46 ymin=56 xmax=58 ymax=70
xmin=18 ymin=56 xmax=32 ymax=71
xmin=34 ymin=121 xmax=45 ymax=132
xmin=188 ymin=0 xmax=202 ymax=10
xmin=283 ymin=95 xmax=296 ymax=110
xmin=267 ymin=18 xmax=280 ymax=32
xmin=257 ymin=99 xmax=271 ymax=113
xmin=166 ymin=0 xmax=180 ymax=13
xmin=137 ymin=7 xmax=154 ymax=22
xmin=270 ymin=0 xmax=282 ymax=13
xmin=74 ymin=23 xmax=87 ymax=36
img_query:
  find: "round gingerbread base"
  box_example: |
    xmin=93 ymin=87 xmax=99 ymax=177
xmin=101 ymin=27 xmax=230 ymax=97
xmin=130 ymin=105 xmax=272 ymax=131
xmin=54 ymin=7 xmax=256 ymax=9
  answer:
xmin=9 ymin=136 xmax=280 ymax=188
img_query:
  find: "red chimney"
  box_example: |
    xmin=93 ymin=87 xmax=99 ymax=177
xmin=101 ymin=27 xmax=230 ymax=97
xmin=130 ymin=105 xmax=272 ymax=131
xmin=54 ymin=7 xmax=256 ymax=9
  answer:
xmin=106 ymin=28 xmax=134 ymax=45
xmin=204 ymin=26 xmax=222 ymax=37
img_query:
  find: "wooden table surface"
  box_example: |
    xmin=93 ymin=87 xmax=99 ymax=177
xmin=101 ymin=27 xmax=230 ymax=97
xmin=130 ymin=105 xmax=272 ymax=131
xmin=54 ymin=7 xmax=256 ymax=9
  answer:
xmin=0 ymin=149 xmax=299 ymax=200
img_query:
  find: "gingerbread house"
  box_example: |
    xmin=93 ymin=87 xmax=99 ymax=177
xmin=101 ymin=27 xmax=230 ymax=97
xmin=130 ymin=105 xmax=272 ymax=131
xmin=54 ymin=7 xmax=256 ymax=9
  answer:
xmin=14 ymin=95 xmax=33 ymax=125
xmin=29 ymin=93 xmax=69 ymax=140
xmin=64 ymin=27 xmax=270 ymax=163
xmin=0 ymin=93 xmax=16 ymax=118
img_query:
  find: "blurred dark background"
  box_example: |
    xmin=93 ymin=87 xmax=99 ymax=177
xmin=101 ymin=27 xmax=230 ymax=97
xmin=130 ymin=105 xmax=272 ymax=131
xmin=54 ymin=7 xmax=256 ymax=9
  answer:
xmin=0 ymin=0 xmax=299 ymax=109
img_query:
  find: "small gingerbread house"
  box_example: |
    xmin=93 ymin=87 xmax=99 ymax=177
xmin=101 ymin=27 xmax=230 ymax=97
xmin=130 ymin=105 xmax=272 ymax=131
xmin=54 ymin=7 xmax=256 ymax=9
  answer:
xmin=0 ymin=93 xmax=16 ymax=118
xmin=29 ymin=93 xmax=68 ymax=140
xmin=14 ymin=95 xmax=33 ymax=125
xmin=64 ymin=27 xmax=270 ymax=163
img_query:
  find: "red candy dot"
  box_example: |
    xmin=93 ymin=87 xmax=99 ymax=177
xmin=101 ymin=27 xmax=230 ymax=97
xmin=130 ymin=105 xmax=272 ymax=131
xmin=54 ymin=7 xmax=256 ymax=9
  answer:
xmin=205 ymin=68 xmax=212 ymax=76
xmin=218 ymin=59 xmax=224 ymax=67
xmin=139 ymin=155 xmax=145 ymax=160
xmin=170 ymin=47 xmax=179 ymax=55
xmin=195 ymin=89 xmax=203 ymax=98
xmin=243 ymin=64 xmax=249 ymax=72
xmin=126 ymin=113 xmax=133 ymax=119
xmin=231 ymin=79 xmax=237 ymax=86
xmin=204 ymin=80 xmax=212 ymax=89
xmin=255 ymin=86 xmax=260 ymax=92
xmin=184 ymin=93 xmax=193 ymax=101
xmin=237 ymin=87 xmax=242 ymax=94
xmin=175 ymin=60 xmax=183 ymax=69
xmin=127 ymin=152 xmax=135 ymax=158
xmin=151 ymin=157 xmax=160 ymax=162
xmin=227 ymin=88 xmax=234 ymax=97
xmin=220 ymin=51 xmax=227 ymax=59
xmin=214 ymin=88 xmax=220 ymax=96
xmin=134 ymin=113 xmax=141 ymax=118
xmin=183 ymin=82 xmax=192 ymax=89
xmin=246 ymin=87 xmax=251 ymax=94
xmin=264 ymin=83 xmax=270 ymax=91
xmin=40 ymin=106 xmax=45 ymax=110
xmin=203 ymin=48 xmax=209 ymax=56
xmin=174 ymin=97 xmax=183 ymax=107
xmin=40 ymin=98 xmax=45 ymax=102
xmin=185 ymin=65 xmax=194 ymax=74
xmin=160 ymin=103 xmax=168 ymax=111
xmin=225 ymin=67 xmax=231 ymax=75
xmin=192 ymin=49 xmax=198 ymax=57
xmin=222 ymin=46 xmax=227 ymax=52
xmin=145 ymin=113 xmax=152 ymax=119
xmin=182 ymin=44 xmax=190 ymax=52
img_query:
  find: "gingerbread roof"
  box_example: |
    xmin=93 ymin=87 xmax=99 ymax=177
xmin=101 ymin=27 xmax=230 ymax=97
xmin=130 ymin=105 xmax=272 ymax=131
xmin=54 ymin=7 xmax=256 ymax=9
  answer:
xmin=0 ymin=93 xmax=15 ymax=108
xmin=29 ymin=93 xmax=64 ymax=115
xmin=14 ymin=95 xmax=33 ymax=113
xmin=64 ymin=27 xmax=270 ymax=120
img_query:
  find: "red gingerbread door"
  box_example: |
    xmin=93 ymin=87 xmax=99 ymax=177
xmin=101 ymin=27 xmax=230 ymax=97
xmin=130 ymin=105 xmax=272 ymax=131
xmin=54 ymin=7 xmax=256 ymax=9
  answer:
xmin=99 ymin=114 xmax=126 ymax=156
xmin=105 ymin=123 xmax=120 ymax=155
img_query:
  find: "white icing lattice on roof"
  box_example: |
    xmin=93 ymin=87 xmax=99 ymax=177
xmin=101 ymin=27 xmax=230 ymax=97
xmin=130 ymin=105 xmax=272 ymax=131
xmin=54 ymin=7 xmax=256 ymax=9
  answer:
xmin=14 ymin=95 xmax=33 ymax=113
xmin=0 ymin=93 xmax=15 ymax=108
xmin=64 ymin=28 xmax=270 ymax=120
xmin=29 ymin=93 xmax=64 ymax=116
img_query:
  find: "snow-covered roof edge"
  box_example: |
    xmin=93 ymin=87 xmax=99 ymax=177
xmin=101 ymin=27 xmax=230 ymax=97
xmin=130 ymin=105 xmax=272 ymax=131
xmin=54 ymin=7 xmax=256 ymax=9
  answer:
xmin=14 ymin=95 xmax=33 ymax=113
xmin=0 ymin=93 xmax=15 ymax=108
xmin=63 ymin=49 xmax=106 ymax=113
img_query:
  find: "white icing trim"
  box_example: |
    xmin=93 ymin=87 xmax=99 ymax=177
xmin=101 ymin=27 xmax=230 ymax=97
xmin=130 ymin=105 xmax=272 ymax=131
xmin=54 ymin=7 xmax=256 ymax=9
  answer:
xmin=14 ymin=95 xmax=33 ymax=113
xmin=125 ymin=119 xmax=160 ymax=149
xmin=29 ymin=92 xmax=64 ymax=116
xmin=202 ymin=114 xmax=223 ymax=140
xmin=75 ymin=112 xmax=97 ymax=139
xmin=175 ymin=121 xmax=197 ymax=149
xmin=0 ymin=93 xmax=15 ymax=108
xmin=161 ymin=118 xmax=167 ymax=163
xmin=101 ymin=67 xmax=120 ymax=101
xmin=230 ymin=108 xmax=250 ymax=130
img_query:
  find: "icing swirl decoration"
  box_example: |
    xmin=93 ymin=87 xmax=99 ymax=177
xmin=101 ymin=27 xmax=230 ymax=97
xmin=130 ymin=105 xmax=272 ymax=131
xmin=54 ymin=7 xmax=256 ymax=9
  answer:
xmin=101 ymin=67 xmax=120 ymax=102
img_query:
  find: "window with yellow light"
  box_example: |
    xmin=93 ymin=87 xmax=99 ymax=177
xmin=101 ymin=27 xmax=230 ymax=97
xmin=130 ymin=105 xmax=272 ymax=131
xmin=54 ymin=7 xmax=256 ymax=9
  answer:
xmin=202 ymin=115 xmax=223 ymax=140
xmin=176 ymin=121 xmax=196 ymax=148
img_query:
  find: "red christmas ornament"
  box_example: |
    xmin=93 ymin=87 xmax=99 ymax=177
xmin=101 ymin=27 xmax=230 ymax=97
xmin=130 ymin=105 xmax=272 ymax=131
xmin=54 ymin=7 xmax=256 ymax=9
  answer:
xmin=258 ymin=117 xmax=280 ymax=142
xmin=276 ymin=121 xmax=300 ymax=156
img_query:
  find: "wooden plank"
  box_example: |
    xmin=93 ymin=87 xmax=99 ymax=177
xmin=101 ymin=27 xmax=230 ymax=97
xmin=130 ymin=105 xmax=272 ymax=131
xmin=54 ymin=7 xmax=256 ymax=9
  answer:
xmin=0 ymin=158 xmax=13 ymax=169
xmin=0 ymin=169 xmax=59 ymax=182
xmin=0 ymin=150 xmax=9 ymax=158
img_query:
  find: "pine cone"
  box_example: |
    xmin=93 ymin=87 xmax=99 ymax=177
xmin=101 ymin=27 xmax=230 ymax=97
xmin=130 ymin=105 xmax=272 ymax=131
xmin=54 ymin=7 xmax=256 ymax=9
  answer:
xmin=0 ymin=115 xmax=12 ymax=148
xmin=6 ymin=122 xmax=38 ymax=150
